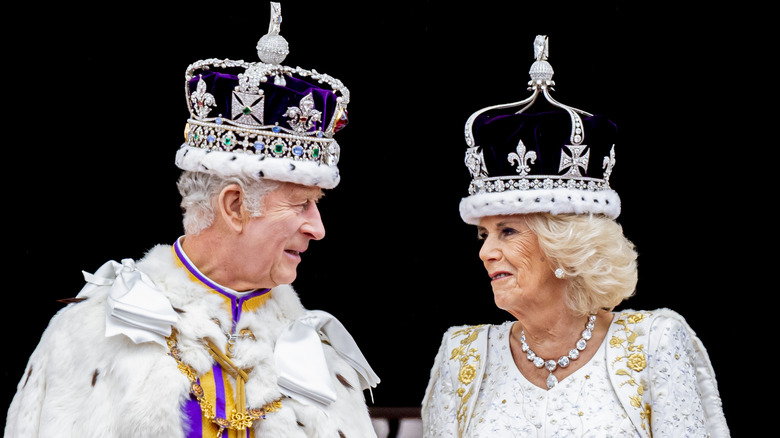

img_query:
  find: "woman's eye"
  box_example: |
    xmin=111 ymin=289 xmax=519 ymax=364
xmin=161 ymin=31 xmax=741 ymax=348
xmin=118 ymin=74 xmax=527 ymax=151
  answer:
xmin=500 ymin=227 xmax=517 ymax=237
xmin=477 ymin=231 xmax=488 ymax=240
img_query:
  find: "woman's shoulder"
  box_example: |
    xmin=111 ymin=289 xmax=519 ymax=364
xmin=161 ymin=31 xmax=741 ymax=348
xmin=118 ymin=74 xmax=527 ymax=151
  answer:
xmin=440 ymin=321 xmax=513 ymax=340
xmin=432 ymin=322 xmax=514 ymax=359
xmin=609 ymin=308 xmax=703 ymax=354
xmin=611 ymin=308 xmax=692 ymax=331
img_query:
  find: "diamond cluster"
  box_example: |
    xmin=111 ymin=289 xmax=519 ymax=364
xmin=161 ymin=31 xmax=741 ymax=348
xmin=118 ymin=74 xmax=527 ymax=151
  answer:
xmin=468 ymin=175 xmax=610 ymax=195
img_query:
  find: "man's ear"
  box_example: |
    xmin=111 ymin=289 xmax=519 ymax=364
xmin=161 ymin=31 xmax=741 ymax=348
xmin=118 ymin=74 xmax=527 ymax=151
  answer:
xmin=217 ymin=184 xmax=247 ymax=233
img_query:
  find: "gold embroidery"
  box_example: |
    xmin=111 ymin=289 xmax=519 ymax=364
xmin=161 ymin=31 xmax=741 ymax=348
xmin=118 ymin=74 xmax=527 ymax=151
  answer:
xmin=459 ymin=364 xmax=477 ymax=385
xmin=627 ymin=352 xmax=647 ymax=372
xmin=641 ymin=403 xmax=652 ymax=427
xmin=626 ymin=313 xmax=646 ymax=324
xmin=610 ymin=311 xmax=652 ymax=435
xmin=449 ymin=325 xmax=484 ymax=437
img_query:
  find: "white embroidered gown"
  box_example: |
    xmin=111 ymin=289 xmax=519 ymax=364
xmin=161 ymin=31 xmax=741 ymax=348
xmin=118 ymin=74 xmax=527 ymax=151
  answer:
xmin=422 ymin=311 xmax=729 ymax=437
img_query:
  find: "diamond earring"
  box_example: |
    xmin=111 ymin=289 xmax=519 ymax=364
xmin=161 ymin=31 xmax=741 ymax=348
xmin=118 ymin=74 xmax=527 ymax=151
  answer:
xmin=554 ymin=268 xmax=565 ymax=279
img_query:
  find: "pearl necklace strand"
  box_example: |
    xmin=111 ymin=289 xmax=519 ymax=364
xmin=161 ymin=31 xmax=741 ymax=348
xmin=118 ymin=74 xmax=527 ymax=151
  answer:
xmin=520 ymin=314 xmax=597 ymax=389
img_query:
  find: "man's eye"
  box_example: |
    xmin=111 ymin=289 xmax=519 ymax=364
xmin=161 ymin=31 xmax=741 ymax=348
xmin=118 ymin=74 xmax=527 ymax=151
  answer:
xmin=299 ymin=199 xmax=318 ymax=211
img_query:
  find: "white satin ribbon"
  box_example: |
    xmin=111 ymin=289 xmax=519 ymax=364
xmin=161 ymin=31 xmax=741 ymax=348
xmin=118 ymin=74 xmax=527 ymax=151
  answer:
xmin=274 ymin=310 xmax=380 ymax=409
xmin=79 ymin=259 xmax=178 ymax=346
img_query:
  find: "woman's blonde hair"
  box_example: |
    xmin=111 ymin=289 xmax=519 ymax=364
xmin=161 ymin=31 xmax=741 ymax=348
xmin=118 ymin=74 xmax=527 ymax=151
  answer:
xmin=522 ymin=213 xmax=638 ymax=315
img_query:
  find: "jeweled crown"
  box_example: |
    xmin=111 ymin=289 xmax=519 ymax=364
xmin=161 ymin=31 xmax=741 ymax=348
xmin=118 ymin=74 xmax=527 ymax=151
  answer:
xmin=459 ymin=35 xmax=620 ymax=224
xmin=176 ymin=2 xmax=349 ymax=189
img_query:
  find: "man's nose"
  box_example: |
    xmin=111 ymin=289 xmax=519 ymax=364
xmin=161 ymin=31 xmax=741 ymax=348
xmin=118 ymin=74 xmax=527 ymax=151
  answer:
xmin=302 ymin=202 xmax=326 ymax=240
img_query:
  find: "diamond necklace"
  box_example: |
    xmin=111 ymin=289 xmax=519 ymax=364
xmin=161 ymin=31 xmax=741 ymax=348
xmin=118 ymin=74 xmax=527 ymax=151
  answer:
xmin=520 ymin=314 xmax=597 ymax=389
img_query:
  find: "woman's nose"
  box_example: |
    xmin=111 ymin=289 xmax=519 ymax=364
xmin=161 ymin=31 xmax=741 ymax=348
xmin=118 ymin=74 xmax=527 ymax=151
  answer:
xmin=479 ymin=236 xmax=500 ymax=262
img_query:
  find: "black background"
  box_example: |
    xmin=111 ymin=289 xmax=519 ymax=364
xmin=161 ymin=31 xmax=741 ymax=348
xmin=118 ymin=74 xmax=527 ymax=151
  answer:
xmin=5 ymin=1 xmax=766 ymax=434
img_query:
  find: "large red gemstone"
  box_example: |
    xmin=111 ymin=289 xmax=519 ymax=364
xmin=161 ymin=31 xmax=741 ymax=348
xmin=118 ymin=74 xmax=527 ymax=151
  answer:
xmin=333 ymin=109 xmax=348 ymax=132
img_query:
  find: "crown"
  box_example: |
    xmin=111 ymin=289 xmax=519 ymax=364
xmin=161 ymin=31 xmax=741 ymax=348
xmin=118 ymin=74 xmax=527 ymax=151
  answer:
xmin=458 ymin=35 xmax=620 ymax=225
xmin=175 ymin=2 xmax=349 ymax=189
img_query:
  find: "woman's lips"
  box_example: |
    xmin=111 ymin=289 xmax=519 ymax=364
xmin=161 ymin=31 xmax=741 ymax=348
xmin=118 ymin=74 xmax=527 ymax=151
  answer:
xmin=490 ymin=271 xmax=512 ymax=282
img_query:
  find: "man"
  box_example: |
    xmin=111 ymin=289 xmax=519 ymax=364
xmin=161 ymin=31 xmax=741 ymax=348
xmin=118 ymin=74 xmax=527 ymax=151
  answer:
xmin=5 ymin=3 xmax=378 ymax=437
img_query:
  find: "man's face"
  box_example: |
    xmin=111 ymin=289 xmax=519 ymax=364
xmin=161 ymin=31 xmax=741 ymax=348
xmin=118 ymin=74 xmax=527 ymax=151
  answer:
xmin=234 ymin=182 xmax=325 ymax=290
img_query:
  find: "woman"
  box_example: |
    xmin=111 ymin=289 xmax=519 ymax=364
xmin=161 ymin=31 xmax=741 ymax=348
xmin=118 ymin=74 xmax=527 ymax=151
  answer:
xmin=421 ymin=36 xmax=729 ymax=437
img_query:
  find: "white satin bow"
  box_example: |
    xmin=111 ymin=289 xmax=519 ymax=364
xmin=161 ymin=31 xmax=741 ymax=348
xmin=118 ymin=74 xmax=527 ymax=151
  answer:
xmin=274 ymin=310 xmax=380 ymax=409
xmin=79 ymin=259 xmax=178 ymax=346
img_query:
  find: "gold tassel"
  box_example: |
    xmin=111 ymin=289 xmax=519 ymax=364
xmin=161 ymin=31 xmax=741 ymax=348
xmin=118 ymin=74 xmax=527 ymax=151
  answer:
xmin=206 ymin=340 xmax=250 ymax=414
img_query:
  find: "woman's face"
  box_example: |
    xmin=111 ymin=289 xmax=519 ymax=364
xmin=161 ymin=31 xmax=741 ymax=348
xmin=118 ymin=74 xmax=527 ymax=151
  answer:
xmin=477 ymin=215 xmax=562 ymax=314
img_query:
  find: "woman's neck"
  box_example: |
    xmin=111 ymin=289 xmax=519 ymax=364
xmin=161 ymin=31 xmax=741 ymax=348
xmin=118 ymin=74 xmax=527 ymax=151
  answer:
xmin=512 ymin=308 xmax=605 ymax=359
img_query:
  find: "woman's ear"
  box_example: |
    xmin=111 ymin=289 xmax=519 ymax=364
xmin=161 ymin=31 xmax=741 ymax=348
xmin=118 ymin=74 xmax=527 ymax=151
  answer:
xmin=216 ymin=184 xmax=247 ymax=233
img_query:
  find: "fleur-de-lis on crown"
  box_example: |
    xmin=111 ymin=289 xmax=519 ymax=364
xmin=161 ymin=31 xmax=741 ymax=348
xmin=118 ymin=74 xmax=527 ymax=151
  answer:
xmin=284 ymin=93 xmax=322 ymax=132
xmin=191 ymin=75 xmax=215 ymax=119
xmin=465 ymin=146 xmax=489 ymax=179
xmin=507 ymin=139 xmax=537 ymax=176
xmin=559 ymin=144 xmax=590 ymax=176
xmin=602 ymin=145 xmax=616 ymax=185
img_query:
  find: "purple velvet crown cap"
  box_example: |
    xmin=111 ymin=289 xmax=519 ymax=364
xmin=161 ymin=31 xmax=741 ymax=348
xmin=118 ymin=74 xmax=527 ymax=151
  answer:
xmin=187 ymin=71 xmax=344 ymax=135
xmin=473 ymin=109 xmax=617 ymax=180
xmin=459 ymin=35 xmax=621 ymax=224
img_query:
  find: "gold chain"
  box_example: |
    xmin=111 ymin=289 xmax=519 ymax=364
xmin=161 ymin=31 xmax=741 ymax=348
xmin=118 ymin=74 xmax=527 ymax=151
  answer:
xmin=167 ymin=335 xmax=282 ymax=437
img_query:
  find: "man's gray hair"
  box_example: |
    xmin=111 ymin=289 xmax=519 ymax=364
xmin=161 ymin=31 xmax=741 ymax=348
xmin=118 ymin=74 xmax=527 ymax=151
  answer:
xmin=177 ymin=171 xmax=281 ymax=235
